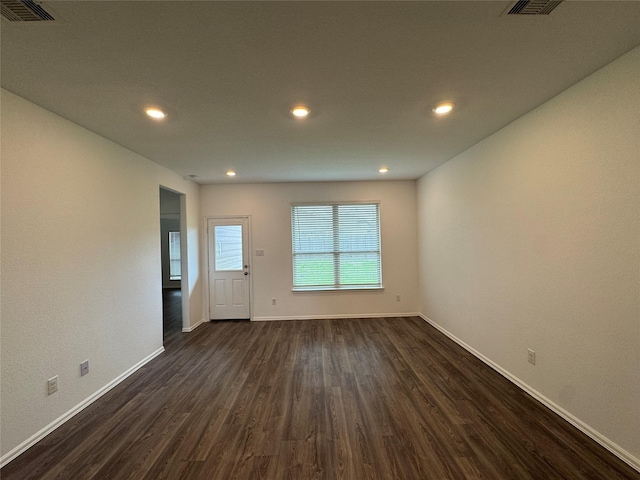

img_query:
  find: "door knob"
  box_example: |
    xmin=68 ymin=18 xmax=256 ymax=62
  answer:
xmin=244 ymin=272 xmax=249 ymax=276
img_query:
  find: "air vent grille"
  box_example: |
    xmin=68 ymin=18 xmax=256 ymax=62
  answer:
xmin=1 ymin=0 xmax=54 ymax=22
xmin=508 ymin=0 xmax=563 ymax=15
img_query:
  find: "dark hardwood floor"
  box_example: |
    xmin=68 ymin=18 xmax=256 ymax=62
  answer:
xmin=3 ymin=316 xmax=638 ymax=479
xmin=163 ymin=288 xmax=182 ymax=339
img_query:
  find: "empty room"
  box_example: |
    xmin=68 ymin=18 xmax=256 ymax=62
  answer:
xmin=1 ymin=1 xmax=639 ymax=479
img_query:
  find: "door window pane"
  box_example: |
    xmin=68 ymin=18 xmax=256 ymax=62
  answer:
xmin=214 ymin=225 xmax=243 ymax=271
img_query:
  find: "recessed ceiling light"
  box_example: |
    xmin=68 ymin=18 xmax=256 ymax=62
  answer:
xmin=379 ymin=167 xmax=389 ymax=173
xmin=145 ymin=108 xmax=166 ymax=119
xmin=291 ymin=105 xmax=310 ymax=118
xmin=432 ymin=102 xmax=455 ymax=115
xmin=226 ymin=170 xmax=236 ymax=177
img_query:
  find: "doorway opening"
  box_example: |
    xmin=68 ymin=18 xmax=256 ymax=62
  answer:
xmin=160 ymin=187 xmax=184 ymax=339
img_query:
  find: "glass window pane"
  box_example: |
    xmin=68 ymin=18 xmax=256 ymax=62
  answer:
xmin=338 ymin=204 xmax=379 ymax=252
xmin=291 ymin=203 xmax=382 ymax=290
xmin=291 ymin=206 xmax=334 ymax=253
xmin=214 ymin=225 xmax=243 ymax=271
xmin=293 ymin=253 xmax=335 ymax=287
xmin=168 ymin=231 xmax=181 ymax=280
xmin=339 ymin=253 xmax=381 ymax=285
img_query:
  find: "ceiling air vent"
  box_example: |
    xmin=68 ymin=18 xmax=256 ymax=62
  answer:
xmin=1 ymin=0 xmax=54 ymax=22
xmin=507 ymin=0 xmax=563 ymax=15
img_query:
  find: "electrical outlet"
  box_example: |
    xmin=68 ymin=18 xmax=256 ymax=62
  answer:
xmin=272 ymin=298 xmax=276 ymax=305
xmin=47 ymin=376 xmax=58 ymax=395
xmin=80 ymin=360 xmax=89 ymax=376
xmin=528 ymin=349 xmax=536 ymax=365
xmin=396 ymin=294 xmax=401 ymax=302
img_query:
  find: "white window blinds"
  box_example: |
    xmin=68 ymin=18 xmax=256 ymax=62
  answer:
xmin=168 ymin=231 xmax=181 ymax=280
xmin=291 ymin=203 xmax=382 ymax=290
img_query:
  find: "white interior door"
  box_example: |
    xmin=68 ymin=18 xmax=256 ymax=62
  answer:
xmin=208 ymin=217 xmax=250 ymax=320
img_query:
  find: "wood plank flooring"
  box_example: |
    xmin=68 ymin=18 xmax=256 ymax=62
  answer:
xmin=3 ymin=316 xmax=638 ymax=479
xmin=162 ymin=288 xmax=182 ymax=338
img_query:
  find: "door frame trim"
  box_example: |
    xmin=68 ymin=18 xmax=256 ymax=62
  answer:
xmin=203 ymin=215 xmax=253 ymax=321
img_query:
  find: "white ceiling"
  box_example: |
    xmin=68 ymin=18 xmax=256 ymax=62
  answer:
xmin=2 ymin=1 xmax=639 ymax=184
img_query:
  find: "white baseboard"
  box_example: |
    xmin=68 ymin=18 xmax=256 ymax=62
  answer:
xmin=182 ymin=318 xmax=204 ymax=332
xmin=252 ymin=312 xmax=420 ymax=322
xmin=0 ymin=347 xmax=165 ymax=469
xmin=419 ymin=314 xmax=640 ymax=473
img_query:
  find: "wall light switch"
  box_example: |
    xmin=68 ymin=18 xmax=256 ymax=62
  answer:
xmin=256 ymin=249 xmax=265 ymax=256
xmin=47 ymin=376 xmax=58 ymax=395
xmin=80 ymin=360 xmax=89 ymax=376
xmin=528 ymin=349 xmax=536 ymax=365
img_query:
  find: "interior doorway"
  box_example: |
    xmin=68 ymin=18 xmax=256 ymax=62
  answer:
xmin=160 ymin=187 xmax=184 ymax=339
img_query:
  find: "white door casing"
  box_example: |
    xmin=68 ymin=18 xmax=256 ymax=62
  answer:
xmin=207 ymin=217 xmax=250 ymax=320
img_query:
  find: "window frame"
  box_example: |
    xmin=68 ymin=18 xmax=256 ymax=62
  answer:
xmin=290 ymin=201 xmax=383 ymax=292
xmin=168 ymin=230 xmax=181 ymax=281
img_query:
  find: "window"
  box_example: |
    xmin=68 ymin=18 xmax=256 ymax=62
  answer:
xmin=291 ymin=203 xmax=382 ymax=291
xmin=168 ymin=231 xmax=181 ymax=280
xmin=214 ymin=225 xmax=243 ymax=271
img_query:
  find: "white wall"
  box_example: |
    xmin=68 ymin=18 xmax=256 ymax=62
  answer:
xmin=200 ymin=181 xmax=419 ymax=320
xmin=417 ymin=46 xmax=639 ymax=465
xmin=0 ymin=89 xmax=202 ymax=461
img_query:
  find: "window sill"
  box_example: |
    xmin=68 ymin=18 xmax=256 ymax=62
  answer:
xmin=292 ymin=286 xmax=384 ymax=293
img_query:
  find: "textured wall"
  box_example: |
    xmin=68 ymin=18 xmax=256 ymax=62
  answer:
xmin=417 ymin=47 xmax=639 ymax=462
xmin=0 ymin=90 xmax=201 ymax=459
xmin=200 ymin=181 xmax=419 ymax=320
